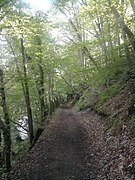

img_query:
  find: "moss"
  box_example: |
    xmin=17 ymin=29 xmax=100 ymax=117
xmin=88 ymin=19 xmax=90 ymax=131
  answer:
xmin=127 ymin=115 xmax=135 ymax=134
xmin=111 ymin=118 xmax=122 ymax=135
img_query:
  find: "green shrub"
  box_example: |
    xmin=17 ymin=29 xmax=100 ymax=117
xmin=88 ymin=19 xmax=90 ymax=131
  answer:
xmin=99 ymin=83 xmax=120 ymax=104
xmin=75 ymin=96 xmax=85 ymax=111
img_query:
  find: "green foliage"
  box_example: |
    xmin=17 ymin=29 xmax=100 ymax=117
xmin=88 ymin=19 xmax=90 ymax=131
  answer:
xmin=75 ymin=96 xmax=85 ymax=112
xmin=99 ymin=83 xmax=120 ymax=104
xmin=11 ymin=140 xmax=29 ymax=165
xmin=75 ymin=87 xmax=97 ymax=111
xmin=0 ymin=0 xmax=134 ymax=176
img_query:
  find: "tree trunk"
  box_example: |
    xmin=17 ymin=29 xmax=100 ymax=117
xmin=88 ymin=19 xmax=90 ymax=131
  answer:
xmin=36 ymin=36 xmax=46 ymax=123
xmin=48 ymin=75 xmax=53 ymax=115
xmin=117 ymin=31 xmax=122 ymax=58
xmin=122 ymin=30 xmax=131 ymax=64
xmin=20 ymin=38 xmax=34 ymax=145
xmin=59 ymin=7 xmax=100 ymax=70
xmin=106 ymin=0 xmax=135 ymax=56
xmin=88 ymin=10 xmax=109 ymax=68
xmin=130 ymin=0 xmax=135 ymax=16
xmin=107 ymin=22 xmax=113 ymax=61
xmin=0 ymin=70 xmax=11 ymax=172
xmin=0 ymin=129 xmax=3 ymax=167
xmin=7 ymin=39 xmax=26 ymax=97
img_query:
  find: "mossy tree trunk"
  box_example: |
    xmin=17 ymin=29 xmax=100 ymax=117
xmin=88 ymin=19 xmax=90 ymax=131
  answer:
xmin=0 ymin=69 xmax=11 ymax=172
xmin=0 ymin=129 xmax=3 ymax=168
xmin=36 ymin=36 xmax=46 ymax=123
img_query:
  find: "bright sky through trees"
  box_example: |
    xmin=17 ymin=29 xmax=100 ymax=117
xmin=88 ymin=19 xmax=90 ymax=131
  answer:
xmin=23 ymin=0 xmax=51 ymax=11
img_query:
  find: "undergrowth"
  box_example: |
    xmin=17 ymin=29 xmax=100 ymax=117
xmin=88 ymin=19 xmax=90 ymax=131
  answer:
xmin=75 ymin=56 xmax=135 ymax=133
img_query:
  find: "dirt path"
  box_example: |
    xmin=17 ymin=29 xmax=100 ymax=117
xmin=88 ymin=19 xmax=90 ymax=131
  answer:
xmin=8 ymin=106 xmax=103 ymax=180
xmin=6 ymin=106 xmax=135 ymax=180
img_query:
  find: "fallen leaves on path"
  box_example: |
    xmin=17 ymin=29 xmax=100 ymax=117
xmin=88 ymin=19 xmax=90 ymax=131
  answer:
xmin=6 ymin=106 xmax=135 ymax=180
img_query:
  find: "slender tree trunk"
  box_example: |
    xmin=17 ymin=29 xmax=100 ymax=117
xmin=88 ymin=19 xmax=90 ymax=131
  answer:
xmin=130 ymin=0 xmax=135 ymax=16
xmin=122 ymin=31 xmax=131 ymax=64
xmin=59 ymin=7 xmax=100 ymax=70
xmin=48 ymin=75 xmax=53 ymax=115
xmin=36 ymin=37 xmax=46 ymax=123
xmin=0 ymin=129 xmax=3 ymax=167
xmin=48 ymin=84 xmax=51 ymax=115
xmin=106 ymin=0 xmax=135 ymax=56
xmin=88 ymin=12 xmax=108 ymax=67
xmin=117 ymin=31 xmax=122 ymax=58
xmin=0 ymin=123 xmax=5 ymax=169
xmin=107 ymin=22 xmax=113 ymax=61
xmin=100 ymin=18 xmax=108 ymax=66
xmin=7 ymin=39 xmax=26 ymax=97
xmin=20 ymin=38 xmax=34 ymax=145
xmin=121 ymin=0 xmax=131 ymax=64
xmin=0 ymin=70 xmax=11 ymax=172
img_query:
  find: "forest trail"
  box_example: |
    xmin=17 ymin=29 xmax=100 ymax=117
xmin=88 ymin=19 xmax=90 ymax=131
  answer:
xmin=8 ymin=106 xmax=105 ymax=180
